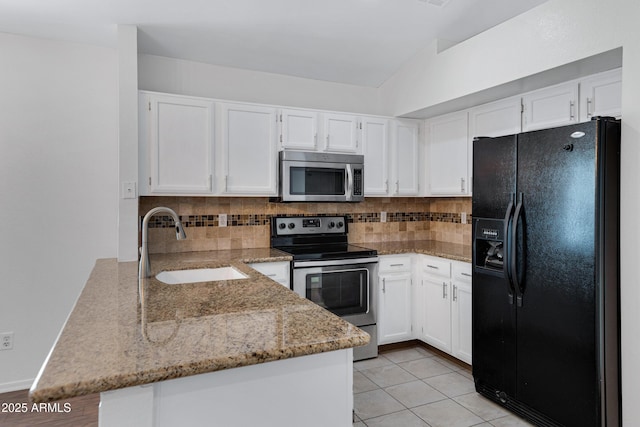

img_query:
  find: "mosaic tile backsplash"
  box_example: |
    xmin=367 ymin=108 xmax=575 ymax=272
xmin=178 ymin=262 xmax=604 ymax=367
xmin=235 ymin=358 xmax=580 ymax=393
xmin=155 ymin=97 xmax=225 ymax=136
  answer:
xmin=139 ymin=196 xmax=472 ymax=254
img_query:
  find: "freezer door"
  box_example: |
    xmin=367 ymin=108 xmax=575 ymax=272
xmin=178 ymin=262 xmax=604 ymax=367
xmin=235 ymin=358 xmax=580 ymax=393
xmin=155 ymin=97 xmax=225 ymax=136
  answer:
xmin=472 ymin=134 xmax=518 ymax=402
xmin=472 ymin=134 xmax=517 ymax=219
xmin=515 ymin=121 xmax=599 ymax=426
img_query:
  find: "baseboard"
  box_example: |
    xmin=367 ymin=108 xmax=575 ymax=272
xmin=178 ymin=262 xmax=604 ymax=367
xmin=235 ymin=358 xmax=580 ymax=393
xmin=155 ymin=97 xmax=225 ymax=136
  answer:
xmin=378 ymin=340 xmax=471 ymax=370
xmin=0 ymin=378 xmax=34 ymax=394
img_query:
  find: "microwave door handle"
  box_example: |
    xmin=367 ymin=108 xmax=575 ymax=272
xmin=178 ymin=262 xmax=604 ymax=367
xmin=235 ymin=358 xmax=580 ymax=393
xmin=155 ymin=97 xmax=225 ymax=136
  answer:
xmin=345 ymin=164 xmax=353 ymax=201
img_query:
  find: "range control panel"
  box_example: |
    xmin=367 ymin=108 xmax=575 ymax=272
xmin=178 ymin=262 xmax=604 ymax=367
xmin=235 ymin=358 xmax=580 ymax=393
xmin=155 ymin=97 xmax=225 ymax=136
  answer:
xmin=273 ymin=216 xmax=347 ymax=236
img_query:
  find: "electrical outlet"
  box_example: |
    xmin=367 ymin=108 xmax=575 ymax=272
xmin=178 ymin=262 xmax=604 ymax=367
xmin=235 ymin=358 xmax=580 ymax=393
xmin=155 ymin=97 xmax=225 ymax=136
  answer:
xmin=1 ymin=332 xmax=14 ymax=351
xmin=218 ymin=214 xmax=228 ymax=227
xmin=461 ymin=212 xmax=467 ymax=224
xmin=380 ymin=211 xmax=387 ymax=223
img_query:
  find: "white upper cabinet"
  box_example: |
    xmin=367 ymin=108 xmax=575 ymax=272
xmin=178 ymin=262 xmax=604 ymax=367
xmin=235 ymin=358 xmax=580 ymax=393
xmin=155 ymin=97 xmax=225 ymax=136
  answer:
xmin=579 ymin=68 xmax=622 ymax=121
xmin=468 ymin=97 xmax=522 ymax=194
xmin=522 ymin=81 xmax=579 ymax=131
xmin=393 ymin=120 xmax=421 ymax=196
xmin=220 ymin=103 xmax=278 ymax=195
xmin=323 ymin=113 xmax=360 ymax=153
xmin=141 ymin=92 xmax=215 ymax=195
xmin=279 ymin=108 xmax=318 ymax=150
xmin=426 ymin=111 xmax=469 ymax=196
xmin=362 ymin=117 xmax=390 ymax=196
xmin=469 ymin=96 xmax=522 ymax=139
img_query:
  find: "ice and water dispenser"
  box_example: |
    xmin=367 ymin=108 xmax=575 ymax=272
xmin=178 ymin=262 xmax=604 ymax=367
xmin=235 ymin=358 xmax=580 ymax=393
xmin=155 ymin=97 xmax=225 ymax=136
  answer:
xmin=473 ymin=218 xmax=506 ymax=273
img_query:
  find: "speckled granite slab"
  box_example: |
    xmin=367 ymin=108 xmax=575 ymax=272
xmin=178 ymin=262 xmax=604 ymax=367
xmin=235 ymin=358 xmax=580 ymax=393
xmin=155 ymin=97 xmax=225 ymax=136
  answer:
xmin=359 ymin=240 xmax=472 ymax=263
xmin=29 ymin=248 xmax=369 ymax=403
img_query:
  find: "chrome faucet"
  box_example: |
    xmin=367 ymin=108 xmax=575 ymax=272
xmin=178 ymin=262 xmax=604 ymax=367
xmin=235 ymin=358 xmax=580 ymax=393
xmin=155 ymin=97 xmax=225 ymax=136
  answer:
xmin=139 ymin=207 xmax=187 ymax=280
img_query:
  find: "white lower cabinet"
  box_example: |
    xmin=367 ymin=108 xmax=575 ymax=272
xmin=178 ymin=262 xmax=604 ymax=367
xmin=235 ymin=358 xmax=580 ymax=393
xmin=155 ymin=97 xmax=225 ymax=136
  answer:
xmin=419 ymin=256 xmax=452 ymax=353
xmin=378 ymin=255 xmax=413 ymax=345
xmin=451 ymin=261 xmax=472 ymax=364
xmin=248 ymin=261 xmax=290 ymax=288
xmin=404 ymin=254 xmax=472 ymax=364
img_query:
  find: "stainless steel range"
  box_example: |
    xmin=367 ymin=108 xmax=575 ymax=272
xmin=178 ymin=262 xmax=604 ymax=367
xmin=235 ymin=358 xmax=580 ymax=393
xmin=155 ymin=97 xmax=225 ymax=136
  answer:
xmin=271 ymin=215 xmax=378 ymax=361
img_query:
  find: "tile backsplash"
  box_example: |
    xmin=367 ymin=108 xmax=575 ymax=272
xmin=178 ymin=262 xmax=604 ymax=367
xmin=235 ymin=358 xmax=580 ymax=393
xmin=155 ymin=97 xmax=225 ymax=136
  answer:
xmin=139 ymin=196 xmax=471 ymax=254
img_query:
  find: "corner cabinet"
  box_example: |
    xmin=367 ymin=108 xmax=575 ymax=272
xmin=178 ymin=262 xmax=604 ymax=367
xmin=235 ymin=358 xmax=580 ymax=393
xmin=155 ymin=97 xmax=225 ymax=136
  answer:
xmin=219 ymin=103 xmax=278 ymax=196
xmin=362 ymin=117 xmax=390 ymax=196
xmin=140 ymin=92 xmax=215 ymax=195
xmin=392 ymin=120 xmax=421 ymax=196
xmin=425 ymin=111 xmax=469 ymax=196
xmin=378 ymin=255 xmax=413 ymax=345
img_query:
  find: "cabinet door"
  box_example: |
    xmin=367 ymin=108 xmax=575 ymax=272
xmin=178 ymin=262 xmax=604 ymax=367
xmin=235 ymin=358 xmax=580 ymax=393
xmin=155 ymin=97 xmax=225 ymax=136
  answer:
xmin=221 ymin=103 xmax=278 ymax=195
xmin=579 ymin=68 xmax=622 ymax=122
xmin=280 ymin=109 xmax=318 ymax=150
xmin=145 ymin=93 xmax=215 ymax=194
xmin=323 ymin=113 xmax=360 ymax=153
xmin=451 ymin=262 xmax=472 ymax=364
xmin=362 ymin=117 xmax=390 ymax=196
xmin=422 ymin=274 xmax=452 ymax=353
xmin=248 ymin=261 xmax=290 ymax=288
xmin=379 ymin=272 xmax=413 ymax=345
xmin=469 ymin=96 xmax=522 ymax=139
xmin=394 ymin=120 xmax=420 ymax=196
xmin=522 ymin=81 xmax=579 ymax=131
xmin=426 ymin=111 xmax=469 ymax=196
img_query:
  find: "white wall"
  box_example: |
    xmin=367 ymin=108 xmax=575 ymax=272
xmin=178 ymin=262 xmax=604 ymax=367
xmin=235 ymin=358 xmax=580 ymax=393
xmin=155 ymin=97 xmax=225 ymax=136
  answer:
xmin=138 ymin=54 xmax=384 ymax=116
xmin=0 ymin=33 xmax=119 ymax=391
xmin=378 ymin=0 xmax=640 ymax=424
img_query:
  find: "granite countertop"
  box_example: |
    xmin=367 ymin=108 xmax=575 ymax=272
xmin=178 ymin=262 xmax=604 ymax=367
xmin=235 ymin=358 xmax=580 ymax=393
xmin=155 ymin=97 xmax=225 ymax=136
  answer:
xmin=29 ymin=248 xmax=369 ymax=403
xmin=358 ymin=240 xmax=472 ymax=263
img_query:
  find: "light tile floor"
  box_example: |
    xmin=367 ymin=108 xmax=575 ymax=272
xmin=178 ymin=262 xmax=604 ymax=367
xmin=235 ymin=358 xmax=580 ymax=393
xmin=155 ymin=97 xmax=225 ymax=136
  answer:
xmin=353 ymin=345 xmax=535 ymax=427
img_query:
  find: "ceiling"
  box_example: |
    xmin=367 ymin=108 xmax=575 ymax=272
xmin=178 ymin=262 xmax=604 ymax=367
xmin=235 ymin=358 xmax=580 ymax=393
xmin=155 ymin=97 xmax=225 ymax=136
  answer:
xmin=0 ymin=0 xmax=547 ymax=87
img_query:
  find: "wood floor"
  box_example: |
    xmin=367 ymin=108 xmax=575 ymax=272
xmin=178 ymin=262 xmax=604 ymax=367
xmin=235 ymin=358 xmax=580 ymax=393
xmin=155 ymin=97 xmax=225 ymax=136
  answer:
xmin=0 ymin=389 xmax=98 ymax=427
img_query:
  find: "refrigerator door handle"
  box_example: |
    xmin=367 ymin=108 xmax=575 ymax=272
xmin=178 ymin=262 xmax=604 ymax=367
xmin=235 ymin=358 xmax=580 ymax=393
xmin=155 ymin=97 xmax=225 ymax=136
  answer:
xmin=511 ymin=192 xmax=525 ymax=307
xmin=503 ymin=194 xmax=516 ymax=305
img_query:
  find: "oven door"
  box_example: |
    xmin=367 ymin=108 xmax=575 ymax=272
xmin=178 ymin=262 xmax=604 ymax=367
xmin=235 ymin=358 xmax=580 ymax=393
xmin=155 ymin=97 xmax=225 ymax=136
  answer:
xmin=292 ymin=258 xmax=377 ymax=326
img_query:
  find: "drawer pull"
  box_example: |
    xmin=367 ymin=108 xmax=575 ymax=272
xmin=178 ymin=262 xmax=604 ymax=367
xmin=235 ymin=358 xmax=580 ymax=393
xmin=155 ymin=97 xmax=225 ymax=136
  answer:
xmin=427 ymin=265 xmax=439 ymax=269
xmin=389 ymin=263 xmax=405 ymax=267
xmin=461 ymin=272 xmax=472 ymax=277
xmin=266 ymin=273 xmax=277 ymax=277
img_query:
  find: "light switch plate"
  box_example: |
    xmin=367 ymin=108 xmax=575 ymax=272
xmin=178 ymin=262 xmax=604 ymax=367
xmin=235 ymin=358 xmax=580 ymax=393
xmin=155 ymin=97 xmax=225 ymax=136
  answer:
xmin=380 ymin=212 xmax=387 ymax=223
xmin=461 ymin=212 xmax=467 ymax=224
xmin=218 ymin=214 xmax=227 ymax=227
xmin=121 ymin=182 xmax=137 ymax=199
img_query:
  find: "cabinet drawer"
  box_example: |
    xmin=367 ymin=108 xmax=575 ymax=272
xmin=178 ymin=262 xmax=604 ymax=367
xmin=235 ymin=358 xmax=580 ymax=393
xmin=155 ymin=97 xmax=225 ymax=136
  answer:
xmin=379 ymin=256 xmax=412 ymax=273
xmin=422 ymin=256 xmax=451 ymax=278
xmin=248 ymin=261 xmax=290 ymax=287
xmin=452 ymin=261 xmax=472 ymax=283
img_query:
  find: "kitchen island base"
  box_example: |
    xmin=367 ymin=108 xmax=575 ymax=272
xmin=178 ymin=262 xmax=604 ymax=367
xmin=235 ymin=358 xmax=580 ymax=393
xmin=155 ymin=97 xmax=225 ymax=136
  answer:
xmin=99 ymin=348 xmax=354 ymax=427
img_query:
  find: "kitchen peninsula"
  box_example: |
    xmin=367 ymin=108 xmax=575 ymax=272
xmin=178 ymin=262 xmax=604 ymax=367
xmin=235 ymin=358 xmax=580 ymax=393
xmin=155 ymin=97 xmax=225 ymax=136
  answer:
xmin=29 ymin=249 xmax=369 ymax=427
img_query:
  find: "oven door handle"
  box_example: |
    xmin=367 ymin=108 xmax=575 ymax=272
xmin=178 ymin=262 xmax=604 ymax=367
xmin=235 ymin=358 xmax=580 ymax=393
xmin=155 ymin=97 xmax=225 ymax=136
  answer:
xmin=293 ymin=257 xmax=378 ymax=268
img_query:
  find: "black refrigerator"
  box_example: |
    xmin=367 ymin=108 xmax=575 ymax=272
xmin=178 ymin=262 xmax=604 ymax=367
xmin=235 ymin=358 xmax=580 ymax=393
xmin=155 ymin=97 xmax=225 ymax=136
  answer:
xmin=471 ymin=117 xmax=621 ymax=427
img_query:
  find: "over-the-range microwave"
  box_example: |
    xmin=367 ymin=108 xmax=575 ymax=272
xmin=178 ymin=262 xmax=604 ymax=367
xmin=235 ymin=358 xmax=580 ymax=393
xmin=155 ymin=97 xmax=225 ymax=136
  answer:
xmin=276 ymin=150 xmax=364 ymax=202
